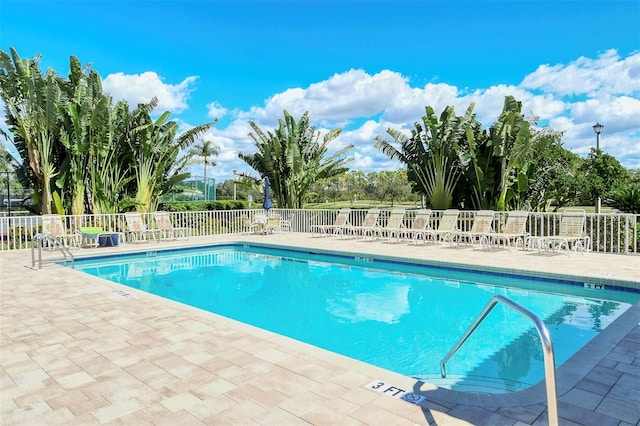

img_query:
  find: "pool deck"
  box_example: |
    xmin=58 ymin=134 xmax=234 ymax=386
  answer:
xmin=1 ymin=233 xmax=639 ymax=425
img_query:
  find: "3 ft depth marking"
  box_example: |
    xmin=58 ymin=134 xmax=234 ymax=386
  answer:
xmin=365 ymin=380 xmax=426 ymax=405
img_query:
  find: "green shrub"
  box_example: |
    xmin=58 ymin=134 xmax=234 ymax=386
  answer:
xmin=604 ymin=183 xmax=640 ymax=214
xmin=159 ymin=200 xmax=246 ymax=211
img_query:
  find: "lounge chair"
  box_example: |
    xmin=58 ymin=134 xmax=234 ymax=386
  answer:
xmin=491 ymin=210 xmax=530 ymax=251
xmin=311 ymin=208 xmax=351 ymax=237
xmin=280 ymin=213 xmax=294 ymax=232
xmin=41 ymin=214 xmax=80 ymax=248
xmin=402 ymin=209 xmax=433 ymax=244
xmin=425 ymin=209 xmax=460 ymax=245
xmin=265 ymin=214 xmax=282 ymax=233
xmin=454 ymin=210 xmax=495 ymax=249
xmin=237 ymin=214 xmax=269 ymax=234
xmin=75 ymin=223 xmax=124 ymax=248
xmin=153 ymin=211 xmax=189 ymax=240
xmin=350 ymin=209 xmax=381 ymax=239
xmin=540 ymin=210 xmax=590 ymax=256
xmin=375 ymin=209 xmax=406 ymax=242
xmin=124 ymin=212 xmax=162 ymax=242
xmin=239 ymin=215 xmax=260 ymax=234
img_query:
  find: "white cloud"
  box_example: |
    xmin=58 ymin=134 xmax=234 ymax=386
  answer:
xmin=190 ymin=50 xmax=640 ymax=177
xmin=520 ymin=49 xmax=640 ymax=97
xmin=382 ymin=82 xmax=462 ymax=124
xmin=268 ymin=69 xmax=408 ymax=121
xmin=570 ymin=95 xmax=640 ymax=133
xmin=102 ymin=72 xmax=198 ymax=113
xmin=206 ymin=101 xmax=228 ymax=120
xmin=3 ymin=49 xmax=639 ymax=184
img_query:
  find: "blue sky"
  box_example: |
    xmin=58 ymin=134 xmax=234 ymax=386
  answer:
xmin=2 ymin=0 xmax=639 ymax=182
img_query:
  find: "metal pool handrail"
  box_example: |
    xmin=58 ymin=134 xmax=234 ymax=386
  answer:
xmin=440 ymin=295 xmax=558 ymax=426
xmin=31 ymin=233 xmax=75 ymax=269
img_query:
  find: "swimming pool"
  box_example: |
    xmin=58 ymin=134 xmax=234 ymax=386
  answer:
xmin=74 ymin=244 xmax=639 ymax=393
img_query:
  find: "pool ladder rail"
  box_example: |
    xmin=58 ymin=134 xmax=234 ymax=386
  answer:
xmin=440 ymin=295 xmax=558 ymax=426
xmin=31 ymin=233 xmax=75 ymax=270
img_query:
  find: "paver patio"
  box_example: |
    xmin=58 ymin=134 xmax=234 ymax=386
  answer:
xmin=1 ymin=234 xmax=639 ymax=425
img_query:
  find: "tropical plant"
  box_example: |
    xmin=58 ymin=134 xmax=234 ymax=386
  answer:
xmin=86 ymin=100 xmax=133 ymax=214
xmin=0 ymin=48 xmax=61 ymax=214
xmin=239 ymin=110 xmax=353 ymax=208
xmin=490 ymin=96 xmax=536 ymax=211
xmin=0 ymin=47 xmax=216 ymax=214
xmin=376 ymin=97 xmax=567 ymax=211
xmin=57 ymin=55 xmax=111 ymax=215
xmin=458 ymin=96 xmax=565 ymax=211
xmin=123 ymin=101 xmax=217 ymax=212
xmin=456 ymin=112 xmax=497 ymax=210
xmin=605 ymin=183 xmax=640 ymax=214
xmin=375 ymin=105 xmax=473 ymax=209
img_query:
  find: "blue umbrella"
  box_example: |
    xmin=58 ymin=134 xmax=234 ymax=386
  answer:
xmin=263 ymin=177 xmax=273 ymax=211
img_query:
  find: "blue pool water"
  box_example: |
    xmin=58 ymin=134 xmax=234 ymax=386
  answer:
xmin=74 ymin=244 xmax=639 ymax=393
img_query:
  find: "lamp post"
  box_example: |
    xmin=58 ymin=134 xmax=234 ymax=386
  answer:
xmin=232 ymin=170 xmax=237 ymax=201
xmin=592 ymin=123 xmax=604 ymax=214
xmin=592 ymin=122 xmax=603 ymax=151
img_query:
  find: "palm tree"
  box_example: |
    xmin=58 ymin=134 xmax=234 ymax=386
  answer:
xmin=188 ymin=140 xmax=220 ymax=200
xmin=239 ymin=110 xmax=354 ymax=208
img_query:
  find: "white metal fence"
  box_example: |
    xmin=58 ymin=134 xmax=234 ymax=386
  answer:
xmin=1 ymin=209 xmax=638 ymax=255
